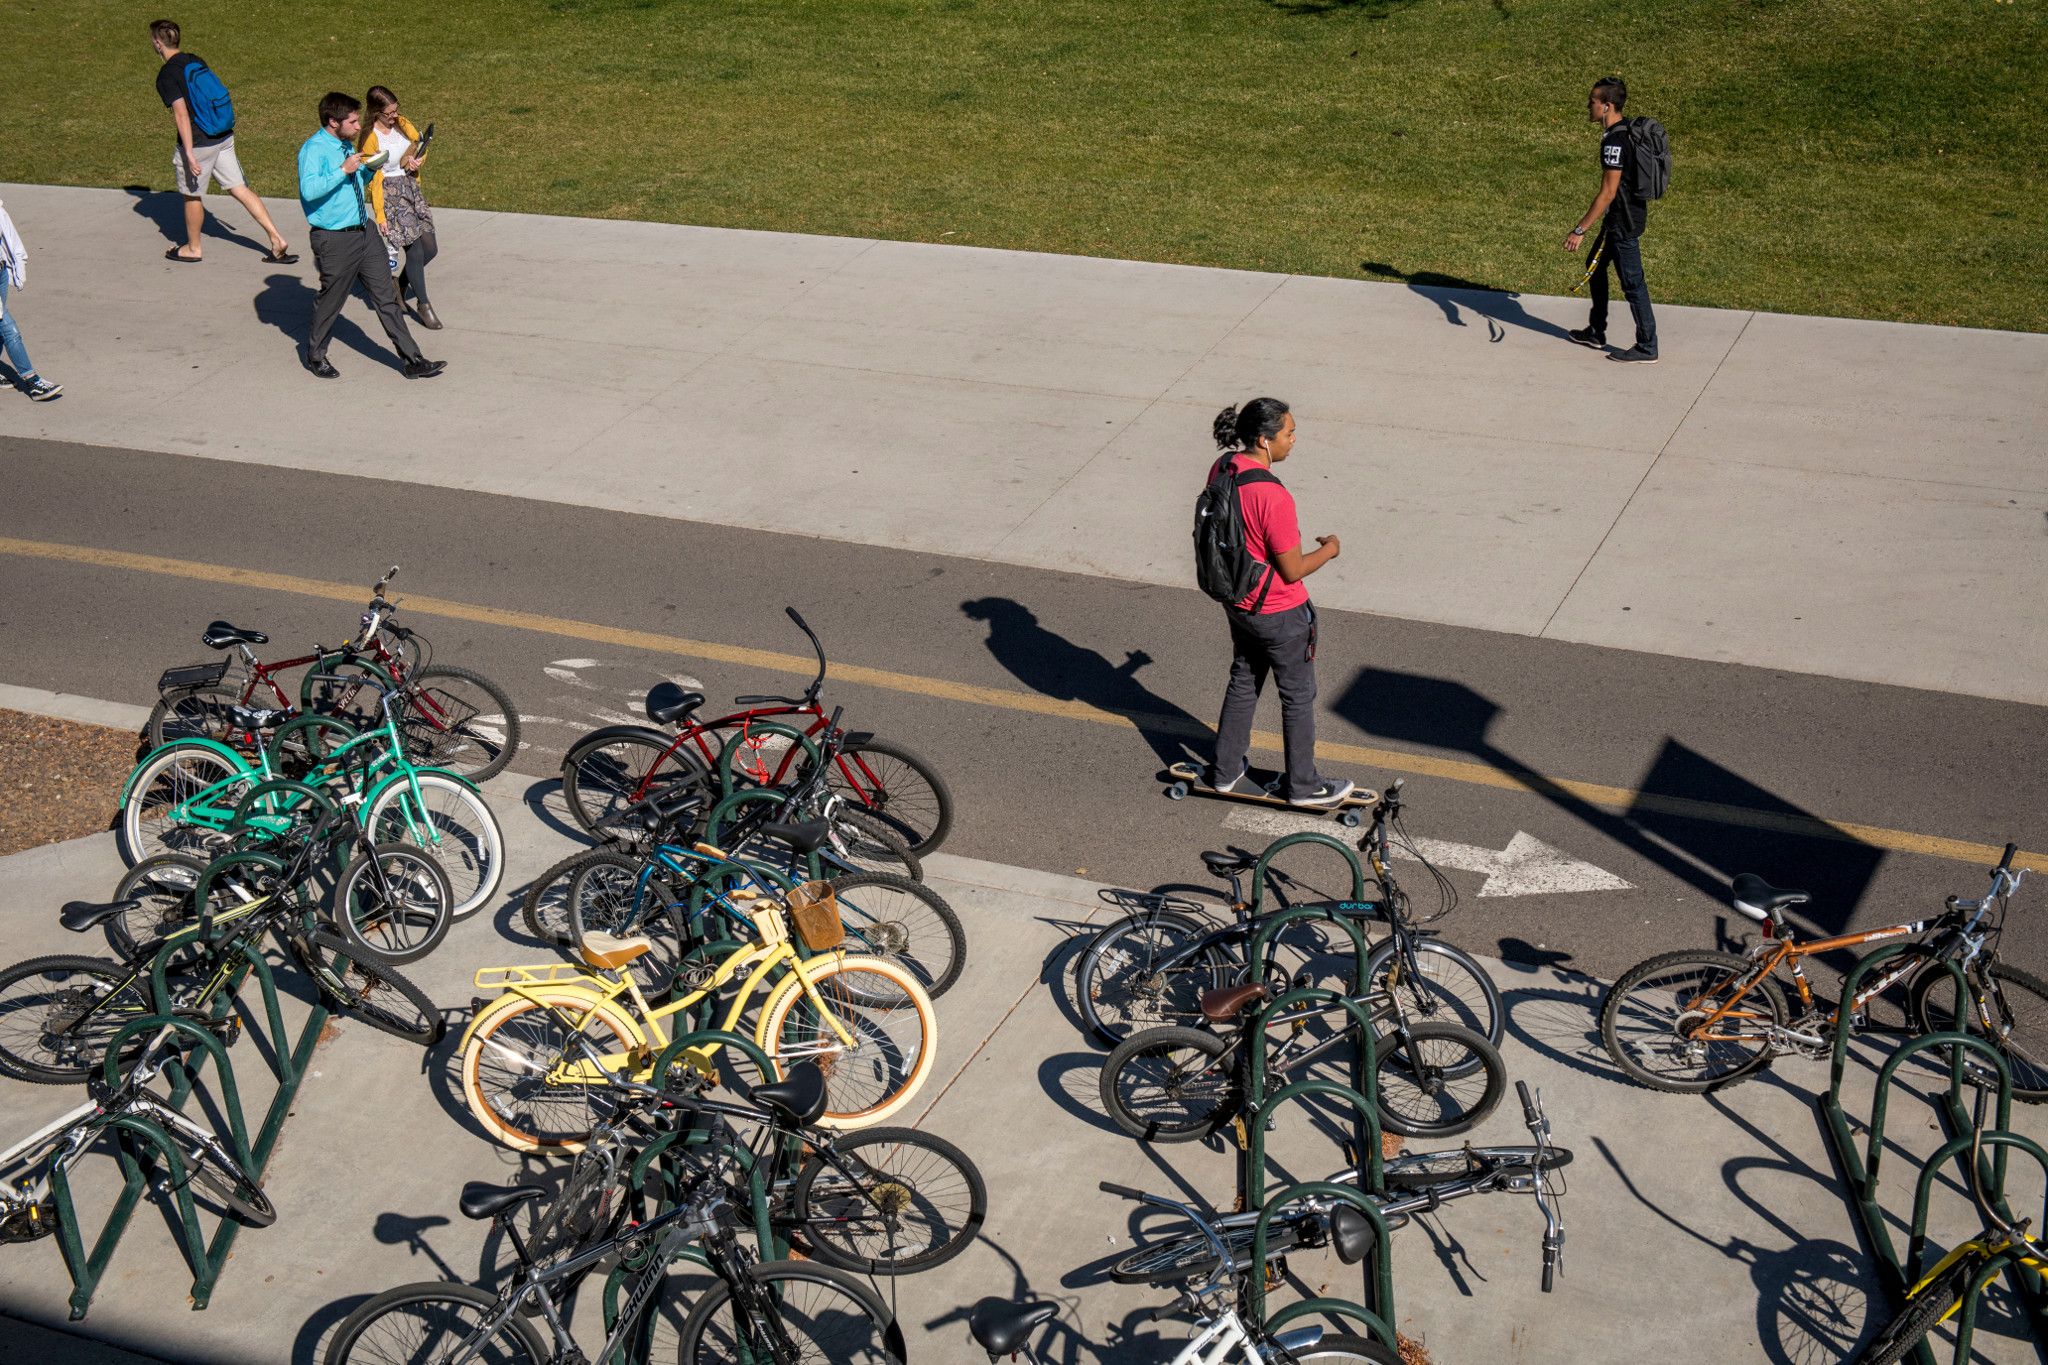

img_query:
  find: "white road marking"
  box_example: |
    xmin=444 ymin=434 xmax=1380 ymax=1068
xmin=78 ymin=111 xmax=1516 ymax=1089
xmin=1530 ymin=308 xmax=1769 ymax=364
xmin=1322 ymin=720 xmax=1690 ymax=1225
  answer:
xmin=545 ymin=666 xmax=600 ymax=689
xmin=1221 ymin=808 xmax=1633 ymax=897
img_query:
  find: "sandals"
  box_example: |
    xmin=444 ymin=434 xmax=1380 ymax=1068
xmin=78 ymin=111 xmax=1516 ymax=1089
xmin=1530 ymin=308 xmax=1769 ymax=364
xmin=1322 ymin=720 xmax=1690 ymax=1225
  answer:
xmin=164 ymin=248 xmax=202 ymax=263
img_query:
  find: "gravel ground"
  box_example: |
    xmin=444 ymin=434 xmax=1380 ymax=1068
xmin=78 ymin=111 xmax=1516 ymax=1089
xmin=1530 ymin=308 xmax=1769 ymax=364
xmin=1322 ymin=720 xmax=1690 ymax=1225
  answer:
xmin=0 ymin=708 xmax=139 ymax=857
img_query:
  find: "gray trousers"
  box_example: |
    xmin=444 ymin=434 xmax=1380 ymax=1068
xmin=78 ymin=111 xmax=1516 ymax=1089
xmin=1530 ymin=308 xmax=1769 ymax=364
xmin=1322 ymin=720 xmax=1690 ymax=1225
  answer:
xmin=307 ymin=225 xmax=421 ymax=364
xmin=1213 ymin=602 xmax=1320 ymax=799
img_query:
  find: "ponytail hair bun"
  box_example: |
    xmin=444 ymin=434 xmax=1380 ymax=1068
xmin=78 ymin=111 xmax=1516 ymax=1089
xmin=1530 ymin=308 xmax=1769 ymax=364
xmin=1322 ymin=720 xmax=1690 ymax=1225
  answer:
xmin=1212 ymin=397 xmax=1291 ymax=451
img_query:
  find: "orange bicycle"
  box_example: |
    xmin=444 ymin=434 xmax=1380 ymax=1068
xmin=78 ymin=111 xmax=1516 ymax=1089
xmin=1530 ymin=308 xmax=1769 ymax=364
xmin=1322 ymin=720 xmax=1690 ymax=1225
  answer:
xmin=1601 ymin=844 xmax=2045 ymax=1097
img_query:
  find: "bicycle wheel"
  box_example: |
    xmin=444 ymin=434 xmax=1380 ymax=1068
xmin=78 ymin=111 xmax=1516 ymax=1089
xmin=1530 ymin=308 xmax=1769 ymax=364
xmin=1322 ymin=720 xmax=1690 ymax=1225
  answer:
xmin=791 ymin=1126 xmax=987 ymax=1274
xmin=365 ymin=772 xmax=505 ymax=918
xmin=562 ymin=731 xmax=709 ymax=836
xmin=302 ymin=658 xmax=393 ymax=734
xmin=759 ymin=956 xmax=937 ymax=1128
xmin=564 ymin=851 xmax=692 ymax=992
xmin=1108 ymin=1216 xmax=1311 ymax=1285
xmin=1372 ymin=1022 xmax=1505 ymax=1138
xmin=118 ymin=741 xmax=252 ymax=866
xmin=1099 ymin=1025 xmax=1239 ymax=1143
xmin=1367 ymin=938 xmax=1503 ymax=1049
xmin=825 ymin=806 xmax=922 ymax=881
xmin=460 ymin=991 xmax=638 ymax=1151
xmin=1274 ymin=1332 xmax=1400 ymax=1364
xmin=292 ymin=928 xmax=442 ymax=1045
xmin=152 ymin=1116 xmax=276 ymax=1227
xmin=106 ymin=853 xmax=207 ymax=958
xmin=826 ymin=873 xmax=965 ymax=999
xmin=828 ymin=738 xmax=952 ymax=855
xmin=675 ymin=1262 xmax=902 ymax=1364
xmin=331 ymin=842 xmax=455 ymax=964
xmin=1848 ymin=1252 xmax=1984 ymax=1365
xmin=1076 ymin=909 xmax=1234 ymax=1046
xmin=1909 ymin=959 xmax=2048 ymax=1103
xmin=146 ymin=684 xmax=244 ymax=750
xmin=324 ymin=1282 xmax=549 ymax=1365
xmin=1379 ymin=1143 xmax=1574 ymax=1189
xmin=522 ymin=847 xmax=610 ymax=945
xmin=1600 ymin=950 xmax=1784 ymax=1093
xmin=0 ymin=956 xmax=161 ymax=1084
xmin=402 ymin=664 xmax=522 ymax=783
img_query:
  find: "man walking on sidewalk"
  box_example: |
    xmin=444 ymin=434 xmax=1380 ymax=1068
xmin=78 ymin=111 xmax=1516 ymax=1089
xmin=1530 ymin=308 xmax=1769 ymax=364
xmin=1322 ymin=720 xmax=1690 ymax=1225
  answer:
xmin=1565 ymin=77 xmax=1658 ymax=364
xmin=1203 ymin=398 xmax=1352 ymax=808
xmin=150 ymin=20 xmax=298 ymax=265
xmin=296 ymin=92 xmax=443 ymax=380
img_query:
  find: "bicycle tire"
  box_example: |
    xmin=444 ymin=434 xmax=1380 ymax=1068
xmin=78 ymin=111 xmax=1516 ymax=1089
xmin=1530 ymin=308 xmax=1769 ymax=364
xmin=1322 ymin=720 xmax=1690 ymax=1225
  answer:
xmin=1849 ymin=1252 xmax=1984 ymax=1365
xmin=0 ymin=955 xmax=167 ymax=1083
xmin=561 ymin=730 xmax=710 ymax=836
xmin=790 ymin=1125 xmax=987 ymax=1274
xmin=675 ymin=1261 xmax=902 ymax=1365
xmin=1099 ymin=1025 xmax=1239 ymax=1143
xmin=1380 ymin=1144 xmax=1575 ymax=1189
xmin=562 ymin=850 xmax=693 ymax=992
xmin=146 ymin=684 xmax=245 ymax=751
xmin=404 ymin=664 xmax=522 ymax=783
xmin=829 ymin=738 xmax=953 ymax=855
xmin=153 ymin=1120 xmax=276 ymax=1228
xmin=826 ymin=872 xmax=966 ymax=999
xmin=1108 ymin=1214 xmax=1314 ymax=1285
xmin=331 ymin=842 xmax=455 ymax=964
xmin=460 ymin=991 xmax=639 ymax=1152
xmin=1076 ymin=909 xmax=1232 ymax=1047
xmin=522 ymin=846 xmax=611 ymax=945
xmin=106 ymin=853 xmax=208 ymax=959
xmin=1373 ymin=1022 xmax=1506 ymax=1138
xmin=827 ymin=804 xmax=922 ymax=881
xmin=364 ymin=771 xmax=505 ymax=917
xmin=323 ymin=1281 xmax=550 ymax=1365
xmin=1367 ymin=937 xmax=1503 ymax=1050
xmin=758 ymin=955 xmax=938 ymax=1128
xmin=1908 ymin=958 xmax=2048 ymax=1103
xmin=293 ymin=929 xmax=442 ymax=1045
xmin=1277 ymin=1331 xmax=1401 ymax=1363
xmin=118 ymin=741 xmax=252 ymax=866
xmin=1600 ymin=949 xmax=1784 ymax=1093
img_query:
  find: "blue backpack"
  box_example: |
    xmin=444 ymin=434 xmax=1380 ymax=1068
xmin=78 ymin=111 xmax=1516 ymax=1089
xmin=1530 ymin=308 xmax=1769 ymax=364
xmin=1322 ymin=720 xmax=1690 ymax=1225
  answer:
xmin=183 ymin=57 xmax=235 ymax=138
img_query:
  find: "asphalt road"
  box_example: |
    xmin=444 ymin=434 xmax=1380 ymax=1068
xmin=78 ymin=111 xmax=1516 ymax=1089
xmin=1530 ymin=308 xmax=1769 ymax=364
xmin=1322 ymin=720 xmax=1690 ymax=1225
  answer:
xmin=3 ymin=433 xmax=2043 ymax=989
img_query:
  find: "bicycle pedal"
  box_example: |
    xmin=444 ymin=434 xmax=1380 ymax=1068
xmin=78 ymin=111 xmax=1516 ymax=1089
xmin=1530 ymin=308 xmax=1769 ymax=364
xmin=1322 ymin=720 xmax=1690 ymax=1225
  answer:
xmin=0 ymin=1201 xmax=57 ymax=1244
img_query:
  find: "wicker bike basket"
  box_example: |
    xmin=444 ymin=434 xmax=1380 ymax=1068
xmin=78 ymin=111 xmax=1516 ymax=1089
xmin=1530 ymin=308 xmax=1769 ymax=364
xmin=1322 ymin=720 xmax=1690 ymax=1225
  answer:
xmin=786 ymin=881 xmax=845 ymax=952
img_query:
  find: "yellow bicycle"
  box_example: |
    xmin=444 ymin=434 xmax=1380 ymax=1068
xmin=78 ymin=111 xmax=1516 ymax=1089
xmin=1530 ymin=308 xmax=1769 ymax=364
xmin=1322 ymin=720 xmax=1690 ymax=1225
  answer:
xmin=458 ymin=859 xmax=937 ymax=1151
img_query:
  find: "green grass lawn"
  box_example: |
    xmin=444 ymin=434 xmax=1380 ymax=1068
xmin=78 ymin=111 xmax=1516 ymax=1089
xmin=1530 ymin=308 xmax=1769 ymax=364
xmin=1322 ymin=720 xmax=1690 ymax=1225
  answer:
xmin=8 ymin=0 xmax=2043 ymax=330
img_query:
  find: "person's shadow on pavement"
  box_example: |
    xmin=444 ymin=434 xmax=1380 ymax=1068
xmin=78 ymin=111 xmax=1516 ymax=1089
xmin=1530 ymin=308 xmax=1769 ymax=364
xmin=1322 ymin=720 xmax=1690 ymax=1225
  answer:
xmin=125 ymin=184 xmax=267 ymax=255
xmin=959 ymin=597 xmax=1211 ymax=772
xmin=1359 ymin=260 xmax=1570 ymax=342
xmin=253 ymin=273 xmax=406 ymax=373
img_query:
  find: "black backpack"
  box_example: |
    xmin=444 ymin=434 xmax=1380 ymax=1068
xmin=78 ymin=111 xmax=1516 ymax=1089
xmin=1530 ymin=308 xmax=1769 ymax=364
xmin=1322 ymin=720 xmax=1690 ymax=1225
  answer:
xmin=1194 ymin=461 xmax=1280 ymax=612
xmin=1626 ymin=117 xmax=1671 ymax=200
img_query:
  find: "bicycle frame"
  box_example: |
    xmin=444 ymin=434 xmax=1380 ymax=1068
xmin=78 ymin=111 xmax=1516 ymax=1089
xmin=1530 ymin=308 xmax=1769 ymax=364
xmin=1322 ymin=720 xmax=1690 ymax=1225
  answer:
xmin=1684 ymin=916 xmax=1967 ymax=1046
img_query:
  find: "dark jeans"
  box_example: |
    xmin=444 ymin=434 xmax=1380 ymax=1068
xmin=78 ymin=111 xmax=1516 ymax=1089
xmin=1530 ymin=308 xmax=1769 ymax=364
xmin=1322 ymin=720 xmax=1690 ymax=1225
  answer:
xmin=307 ymin=225 xmax=422 ymax=364
xmin=1213 ymin=602 xmax=1320 ymax=799
xmin=1588 ymin=226 xmax=1657 ymax=353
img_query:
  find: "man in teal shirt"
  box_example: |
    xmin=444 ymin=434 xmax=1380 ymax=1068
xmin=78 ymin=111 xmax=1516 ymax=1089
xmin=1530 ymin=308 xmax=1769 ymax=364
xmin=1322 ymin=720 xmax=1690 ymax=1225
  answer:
xmin=296 ymin=92 xmax=442 ymax=379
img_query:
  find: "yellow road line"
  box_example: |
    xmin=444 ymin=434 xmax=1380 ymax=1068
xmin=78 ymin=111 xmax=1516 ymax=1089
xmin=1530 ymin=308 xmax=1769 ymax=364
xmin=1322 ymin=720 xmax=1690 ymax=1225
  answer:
xmin=4 ymin=533 xmax=2039 ymax=873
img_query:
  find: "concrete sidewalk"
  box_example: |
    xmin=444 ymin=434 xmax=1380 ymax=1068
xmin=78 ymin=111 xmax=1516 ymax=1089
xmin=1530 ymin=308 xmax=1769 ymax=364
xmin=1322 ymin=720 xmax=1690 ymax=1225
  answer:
xmin=0 ymin=183 xmax=2042 ymax=705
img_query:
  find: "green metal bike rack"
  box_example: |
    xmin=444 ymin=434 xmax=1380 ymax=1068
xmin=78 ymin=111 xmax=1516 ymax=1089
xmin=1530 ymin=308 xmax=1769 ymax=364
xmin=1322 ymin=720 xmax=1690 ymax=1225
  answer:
xmin=1245 ymin=832 xmax=1367 ymax=916
xmin=1901 ymin=1128 xmax=2048 ymax=1362
xmin=713 ymin=722 xmax=824 ymax=800
xmin=1254 ymin=1180 xmax=1400 ymax=1354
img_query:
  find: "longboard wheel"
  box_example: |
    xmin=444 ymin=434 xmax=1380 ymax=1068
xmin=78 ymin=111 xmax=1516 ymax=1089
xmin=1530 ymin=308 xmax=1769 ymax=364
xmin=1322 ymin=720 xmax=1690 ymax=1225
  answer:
xmin=1338 ymin=809 xmax=1363 ymax=828
xmin=1166 ymin=783 xmax=1189 ymax=800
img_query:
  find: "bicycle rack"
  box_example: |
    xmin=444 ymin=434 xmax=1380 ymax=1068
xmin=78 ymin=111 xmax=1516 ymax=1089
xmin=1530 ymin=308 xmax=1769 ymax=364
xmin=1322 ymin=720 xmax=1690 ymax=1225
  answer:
xmin=711 ymin=722 xmax=824 ymax=800
xmin=1818 ymin=945 xmax=2048 ymax=1363
xmin=1245 ymin=832 xmax=1367 ymax=917
xmin=1253 ymin=1181 xmax=1399 ymax=1354
xmin=1903 ymin=1130 xmax=2048 ymax=1362
xmin=49 ymin=851 xmax=329 ymax=1317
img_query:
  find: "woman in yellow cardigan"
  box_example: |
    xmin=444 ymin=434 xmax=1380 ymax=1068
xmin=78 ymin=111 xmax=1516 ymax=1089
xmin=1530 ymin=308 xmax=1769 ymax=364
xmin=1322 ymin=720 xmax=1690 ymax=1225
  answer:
xmin=357 ymin=86 xmax=442 ymax=329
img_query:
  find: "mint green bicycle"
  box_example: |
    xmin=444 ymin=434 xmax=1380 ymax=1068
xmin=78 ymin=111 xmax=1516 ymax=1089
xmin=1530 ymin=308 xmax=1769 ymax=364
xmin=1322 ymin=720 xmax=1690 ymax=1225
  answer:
xmin=118 ymin=682 xmax=503 ymax=918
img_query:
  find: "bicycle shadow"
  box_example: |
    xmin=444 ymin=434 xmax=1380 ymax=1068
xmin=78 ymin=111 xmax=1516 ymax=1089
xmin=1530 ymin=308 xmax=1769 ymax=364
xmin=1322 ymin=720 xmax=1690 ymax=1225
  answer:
xmin=522 ymin=776 xmax=590 ymax=845
xmin=924 ymin=1236 xmax=1095 ymax=1365
xmin=1497 ymin=977 xmax=1627 ymax=1085
xmin=292 ymin=1292 xmax=376 ymax=1365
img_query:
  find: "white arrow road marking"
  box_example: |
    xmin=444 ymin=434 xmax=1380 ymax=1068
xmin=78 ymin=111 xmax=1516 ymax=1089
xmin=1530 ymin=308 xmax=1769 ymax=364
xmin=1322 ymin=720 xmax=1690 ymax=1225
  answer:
xmin=1220 ymin=808 xmax=1633 ymax=897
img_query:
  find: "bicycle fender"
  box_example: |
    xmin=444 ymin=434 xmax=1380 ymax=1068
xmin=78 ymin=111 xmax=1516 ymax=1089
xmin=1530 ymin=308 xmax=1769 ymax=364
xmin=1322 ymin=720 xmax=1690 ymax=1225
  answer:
xmin=121 ymin=738 xmax=254 ymax=801
xmin=562 ymin=725 xmax=673 ymax=772
xmin=1273 ymin=1326 xmax=1329 ymax=1353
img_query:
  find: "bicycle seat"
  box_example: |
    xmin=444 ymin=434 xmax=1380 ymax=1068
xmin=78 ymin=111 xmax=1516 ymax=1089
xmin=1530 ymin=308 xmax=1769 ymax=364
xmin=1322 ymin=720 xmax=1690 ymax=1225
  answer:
xmin=644 ymin=680 xmax=705 ymax=727
xmin=580 ymin=932 xmax=655 ymax=971
xmin=201 ymin=620 xmax=269 ymax=649
xmin=750 ymin=1062 xmax=827 ymax=1127
xmin=969 ymin=1298 xmax=1058 ymax=1355
xmin=227 ymin=704 xmax=292 ymax=731
xmin=1201 ymin=850 xmax=1254 ymax=877
xmin=1730 ymin=873 xmax=1809 ymax=922
xmin=59 ymin=899 xmax=141 ymax=932
xmin=1200 ymin=982 xmax=1269 ymax=1023
xmin=458 ymin=1181 xmax=545 ymax=1221
xmin=1330 ymin=1204 xmax=1374 ymax=1265
xmin=760 ymin=817 xmax=831 ymax=855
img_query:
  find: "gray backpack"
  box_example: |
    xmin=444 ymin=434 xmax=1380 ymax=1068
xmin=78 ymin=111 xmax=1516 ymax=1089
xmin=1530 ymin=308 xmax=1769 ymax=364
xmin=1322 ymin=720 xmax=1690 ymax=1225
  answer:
xmin=1627 ymin=117 xmax=1672 ymax=200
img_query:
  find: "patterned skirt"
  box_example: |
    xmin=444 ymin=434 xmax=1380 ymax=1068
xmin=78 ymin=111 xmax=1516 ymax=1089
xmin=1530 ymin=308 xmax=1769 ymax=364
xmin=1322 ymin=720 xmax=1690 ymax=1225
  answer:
xmin=382 ymin=176 xmax=435 ymax=249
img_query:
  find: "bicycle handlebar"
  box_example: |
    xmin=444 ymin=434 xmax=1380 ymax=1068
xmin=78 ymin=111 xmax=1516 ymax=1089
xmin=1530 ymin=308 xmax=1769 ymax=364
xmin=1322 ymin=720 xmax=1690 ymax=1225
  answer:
xmin=1099 ymin=1181 xmax=1147 ymax=1201
xmin=2001 ymin=842 xmax=2018 ymax=873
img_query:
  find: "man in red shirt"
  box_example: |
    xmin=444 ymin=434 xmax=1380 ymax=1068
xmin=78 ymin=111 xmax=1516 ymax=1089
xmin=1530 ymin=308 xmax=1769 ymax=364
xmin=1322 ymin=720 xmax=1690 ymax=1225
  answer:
xmin=1207 ymin=399 xmax=1350 ymax=806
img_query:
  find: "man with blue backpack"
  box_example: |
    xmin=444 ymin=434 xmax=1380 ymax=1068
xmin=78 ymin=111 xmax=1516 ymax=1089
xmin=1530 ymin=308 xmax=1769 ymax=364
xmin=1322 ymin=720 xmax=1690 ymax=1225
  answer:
xmin=150 ymin=19 xmax=298 ymax=266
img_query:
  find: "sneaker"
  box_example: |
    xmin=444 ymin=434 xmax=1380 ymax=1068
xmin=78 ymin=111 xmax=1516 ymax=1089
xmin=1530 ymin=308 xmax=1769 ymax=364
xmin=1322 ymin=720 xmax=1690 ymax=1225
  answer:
xmin=1566 ymin=326 xmax=1606 ymax=350
xmin=1209 ymin=766 xmax=1249 ymax=793
xmin=403 ymin=357 xmax=447 ymax=380
xmin=24 ymin=377 xmax=61 ymax=401
xmin=1608 ymin=345 xmax=1659 ymax=364
xmin=1288 ymin=778 xmax=1356 ymax=809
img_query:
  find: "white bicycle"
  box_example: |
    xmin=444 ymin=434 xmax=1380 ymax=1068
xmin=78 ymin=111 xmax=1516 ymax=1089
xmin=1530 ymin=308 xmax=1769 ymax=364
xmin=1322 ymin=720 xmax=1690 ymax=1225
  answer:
xmin=967 ymin=1182 xmax=1397 ymax=1363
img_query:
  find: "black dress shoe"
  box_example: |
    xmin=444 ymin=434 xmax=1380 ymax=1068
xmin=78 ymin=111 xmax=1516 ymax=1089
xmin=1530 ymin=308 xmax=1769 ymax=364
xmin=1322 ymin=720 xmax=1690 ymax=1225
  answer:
xmin=403 ymin=357 xmax=447 ymax=380
xmin=414 ymin=301 xmax=443 ymax=330
xmin=302 ymin=351 xmax=340 ymax=379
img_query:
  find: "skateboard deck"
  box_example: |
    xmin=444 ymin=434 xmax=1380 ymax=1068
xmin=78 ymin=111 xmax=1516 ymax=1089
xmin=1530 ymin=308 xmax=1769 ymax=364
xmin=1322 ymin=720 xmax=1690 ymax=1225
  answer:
xmin=1164 ymin=761 xmax=1378 ymax=827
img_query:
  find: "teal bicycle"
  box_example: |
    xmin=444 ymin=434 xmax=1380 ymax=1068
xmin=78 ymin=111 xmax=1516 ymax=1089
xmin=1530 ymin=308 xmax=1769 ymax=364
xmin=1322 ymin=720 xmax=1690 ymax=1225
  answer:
xmin=118 ymin=681 xmax=503 ymax=918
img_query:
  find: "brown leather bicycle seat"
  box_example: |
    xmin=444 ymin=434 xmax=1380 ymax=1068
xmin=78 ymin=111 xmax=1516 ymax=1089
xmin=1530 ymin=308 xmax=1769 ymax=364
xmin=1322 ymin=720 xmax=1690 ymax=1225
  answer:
xmin=1200 ymin=982 xmax=1269 ymax=1023
xmin=579 ymin=932 xmax=655 ymax=971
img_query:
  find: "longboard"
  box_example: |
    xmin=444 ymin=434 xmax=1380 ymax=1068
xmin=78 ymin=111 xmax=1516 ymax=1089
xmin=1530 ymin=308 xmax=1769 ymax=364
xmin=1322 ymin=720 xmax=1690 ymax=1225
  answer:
xmin=1164 ymin=760 xmax=1378 ymax=828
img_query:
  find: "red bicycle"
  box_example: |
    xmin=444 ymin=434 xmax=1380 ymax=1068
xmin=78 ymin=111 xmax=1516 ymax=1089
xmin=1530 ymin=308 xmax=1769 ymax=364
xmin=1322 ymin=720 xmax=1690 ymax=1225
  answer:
xmin=146 ymin=565 xmax=522 ymax=782
xmin=558 ymin=607 xmax=953 ymax=853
